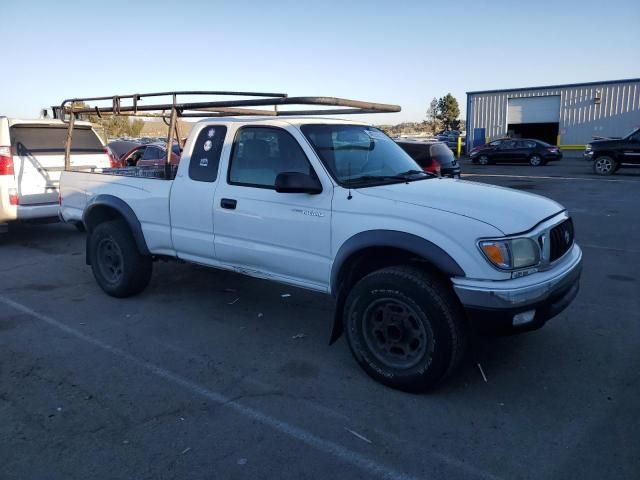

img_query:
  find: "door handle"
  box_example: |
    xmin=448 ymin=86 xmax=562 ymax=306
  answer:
xmin=220 ymin=198 xmax=237 ymax=210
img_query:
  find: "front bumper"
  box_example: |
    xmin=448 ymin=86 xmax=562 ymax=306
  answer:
xmin=452 ymin=244 xmax=582 ymax=333
xmin=441 ymin=165 xmax=462 ymax=178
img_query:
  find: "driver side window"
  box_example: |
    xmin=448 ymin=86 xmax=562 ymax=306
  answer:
xmin=228 ymin=127 xmax=313 ymax=188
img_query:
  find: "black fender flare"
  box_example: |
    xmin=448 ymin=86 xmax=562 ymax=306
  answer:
xmin=83 ymin=195 xmax=150 ymax=263
xmin=328 ymin=230 xmax=465 ymax=344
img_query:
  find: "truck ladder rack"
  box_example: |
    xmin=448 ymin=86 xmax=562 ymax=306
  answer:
xmin=60 ymin=90 xmax=401 ymax=173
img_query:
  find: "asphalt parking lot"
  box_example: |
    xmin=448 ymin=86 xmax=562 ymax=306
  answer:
xmin=1 ymin=156 xmax=639 ymax=480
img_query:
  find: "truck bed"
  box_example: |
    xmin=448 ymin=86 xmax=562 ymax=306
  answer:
xmin=60 ymin=169 xmax=175 ymax=256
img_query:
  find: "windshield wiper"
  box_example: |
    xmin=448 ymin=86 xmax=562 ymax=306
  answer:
xmin=342 ymin=170 xmax=431 ymax=185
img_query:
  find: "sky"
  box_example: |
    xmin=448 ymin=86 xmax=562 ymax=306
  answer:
xmin=1 ymin=0 xmax=638 ymax=124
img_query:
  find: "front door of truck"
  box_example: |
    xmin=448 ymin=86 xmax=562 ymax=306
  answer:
xmin=621 ymin=130 xmax=640 ymax=164
xmin=169 ymin=125 xmax=228 ymax=263
xmin=213 ymin=125 xmax=332 ymax=291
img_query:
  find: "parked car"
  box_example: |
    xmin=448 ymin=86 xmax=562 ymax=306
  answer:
xmin=468 ymin=137 xmax=510 ymax=157
xmin=586 ymin=127 xmax=640 ymax=175
xmin=395 ymin=139 xmax=461 ymax=177
xmin=107 ymin=140 xmax=142 ymax=164
xmin=120 ymin=143 xmax=181 ymax=167
xmin=470 ymin=139 xmax=562 ymax=166
xmin=0 ymin=117 xmax=112 ymax=231
xmin=437 ymin=131 xmax=466 ymax=152
xmin=61 ymin=116 xmax=582 ymax=392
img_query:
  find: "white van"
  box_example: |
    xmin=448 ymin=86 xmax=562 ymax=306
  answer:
xmin=0 ymin=117 xmax=113 ymax=230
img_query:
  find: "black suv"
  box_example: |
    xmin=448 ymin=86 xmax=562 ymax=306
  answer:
xmin=395 ymin=139 xmax=461 ymax=178
xmin=586 ymin=128 xmax=640 ymax=175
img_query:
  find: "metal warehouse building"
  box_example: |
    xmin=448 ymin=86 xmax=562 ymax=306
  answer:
xmin=465 ymin=78 xmax=640 ymax=151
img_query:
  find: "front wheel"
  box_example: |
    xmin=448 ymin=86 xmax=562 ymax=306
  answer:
xmin=593 ymin=156 xmax=617 ymax=175
xmin=344 ymin=265 xmax=467 ymax=392
xmin=88 ymin=219 xmax=152 ymax=297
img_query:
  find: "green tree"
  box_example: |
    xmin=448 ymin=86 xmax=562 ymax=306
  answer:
xmin=436 ymin=93 xmax=460 ymax=131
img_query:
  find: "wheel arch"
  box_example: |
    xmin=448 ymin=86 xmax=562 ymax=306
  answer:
xmin=592 ymin=150 xmax=618 ymax=161
xmin=328 ymin=230 xmax=465 ymax=344
xmin=83 ymin=195 xmax=150 ymax=264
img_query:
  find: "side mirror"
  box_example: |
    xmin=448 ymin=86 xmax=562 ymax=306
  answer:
xmin=275 ymin=172 xmax=322 ymax=194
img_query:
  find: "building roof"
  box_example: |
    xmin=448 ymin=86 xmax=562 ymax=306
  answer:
xmin=467 ymin=77 xmax=640 ymax=96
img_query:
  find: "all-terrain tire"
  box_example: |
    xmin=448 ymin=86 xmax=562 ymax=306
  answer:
xmin=88 ymin=219 xmax=152 ymax=297
xmin=343 ymin=265 xmax=467 ymax=392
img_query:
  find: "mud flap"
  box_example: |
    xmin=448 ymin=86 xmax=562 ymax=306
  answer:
xmin=329 ymin=290 xmax=346 ymax=345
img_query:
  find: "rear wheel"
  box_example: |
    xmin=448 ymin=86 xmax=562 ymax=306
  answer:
xmin=478 ymin=155 xmax=490 ymax=165
xmin=593 ymin=156 xmax=616 ymax=175
xmin=344 ymin=265 xmax=467 ymax=392
xmin=529 ymin=154 xmax=545 ymax=166
xmin=89 ymin=220 xmax=152 ymax=297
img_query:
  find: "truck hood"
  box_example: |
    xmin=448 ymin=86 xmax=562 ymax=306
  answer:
xmin=590 ymin=138 xmax=623 ymax=147
xmin=356 ymin=178 xmax=564 ymax=235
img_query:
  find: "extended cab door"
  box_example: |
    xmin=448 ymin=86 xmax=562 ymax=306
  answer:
xmin=213 ymin=125 xmax=333 ymax=291
xmin=169 ymin=125 xmax=228 ymax=263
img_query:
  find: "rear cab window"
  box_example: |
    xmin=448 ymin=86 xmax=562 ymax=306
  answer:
xmin=189 ymin=125 xmax=227 ymax=182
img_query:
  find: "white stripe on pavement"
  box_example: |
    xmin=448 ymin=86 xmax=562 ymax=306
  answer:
xmin=0 ymin=295 xmax=498 ymax=480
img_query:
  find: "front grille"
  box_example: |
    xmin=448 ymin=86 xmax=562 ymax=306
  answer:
xmin=549 ymin=218 xmax=574 ymax=262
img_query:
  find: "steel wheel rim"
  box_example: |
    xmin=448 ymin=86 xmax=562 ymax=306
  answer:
xmin=361 ymin=298 xmax=429 ymax=369
xmin=530 ymin=155 xmax=542 ymax=166
xmin=596 ymin=158 xmax=612 ymax=173
xmin=97 ymin=237 xmax=124 ymax=284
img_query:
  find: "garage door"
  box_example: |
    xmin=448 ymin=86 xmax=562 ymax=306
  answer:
xmin=507 ymin=96 xmax=560 ymax=124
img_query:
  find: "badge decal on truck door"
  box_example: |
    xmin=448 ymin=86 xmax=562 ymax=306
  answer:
xmin=199 ymin=158 xmax=208 ymax=167
xmin=292 ymin=208 xmax=324 ymax=217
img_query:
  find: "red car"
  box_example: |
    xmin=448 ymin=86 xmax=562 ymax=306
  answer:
xmin=120 ymin=143 xmax=181 ymax=167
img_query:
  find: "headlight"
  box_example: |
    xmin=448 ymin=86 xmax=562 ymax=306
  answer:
xmin=585 ymin=144 xmax=592 ymax=152
xmin=479 ymin=238 xmax=540 ymax=270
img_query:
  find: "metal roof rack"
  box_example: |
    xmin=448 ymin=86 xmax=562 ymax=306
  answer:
xmin=61 ymin=90 xmax=401 ymax=173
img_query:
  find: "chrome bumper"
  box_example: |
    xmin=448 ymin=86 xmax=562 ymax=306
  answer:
xmin=452 ymin=244 xmax=582 ymax=310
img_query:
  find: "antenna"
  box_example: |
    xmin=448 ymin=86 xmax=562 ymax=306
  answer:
xmin=347 ymin=152 xmax=353 ymax=200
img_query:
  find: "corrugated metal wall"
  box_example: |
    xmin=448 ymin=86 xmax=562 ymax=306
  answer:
xmin=467 ymin=79 xmax=640 ymax=148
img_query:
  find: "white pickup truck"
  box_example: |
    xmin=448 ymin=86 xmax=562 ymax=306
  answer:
xmin=60 ymin=115 xmax=582 ymax=391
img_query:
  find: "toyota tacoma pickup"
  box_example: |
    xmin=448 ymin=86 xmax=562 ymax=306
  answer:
xmin=59 ymin=96 xmax=582 ymax=392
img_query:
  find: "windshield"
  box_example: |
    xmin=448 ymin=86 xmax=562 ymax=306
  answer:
xmin=625 ymin=127 xmax=640 ymax=139
xmin=300 ymin=124 xmax=427 ymax=186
